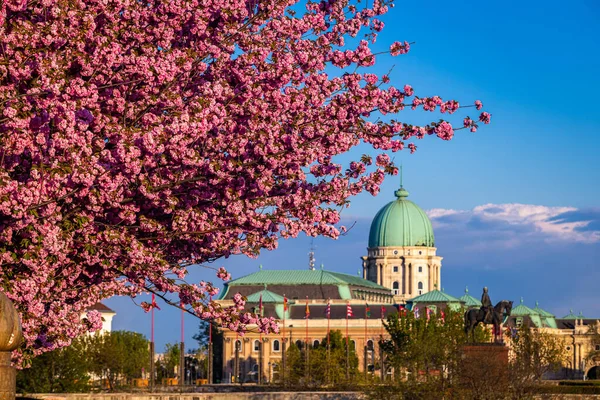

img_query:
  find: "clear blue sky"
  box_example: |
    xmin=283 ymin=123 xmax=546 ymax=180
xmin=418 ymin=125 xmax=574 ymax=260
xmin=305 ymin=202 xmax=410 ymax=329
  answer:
xmin=106 ymin=1 xmax=600 ymax=352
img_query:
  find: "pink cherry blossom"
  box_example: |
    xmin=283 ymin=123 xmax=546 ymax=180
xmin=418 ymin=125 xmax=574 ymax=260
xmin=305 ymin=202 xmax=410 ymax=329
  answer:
xmin=479 ymin=112 xmax=492 ymax=124
xmin=434 ymin=121 xmax=454 ymax=141
xmin=390 ymin=41 xmax=411 ymax=56
xmin=0 ymin=0 xmax=490 ymax=364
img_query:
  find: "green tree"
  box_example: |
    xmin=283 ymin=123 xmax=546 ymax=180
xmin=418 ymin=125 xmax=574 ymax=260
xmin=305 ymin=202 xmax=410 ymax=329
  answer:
xmin=508 ymin=325 xmax=566 ymax=398
xmin=282 ymin=330 xmax=359 ymax=388
xmin=193 ymin=321 xmax=223 ymax=382
xmin=17 ymin=338 xmax=90 ymax=393
xmin=158 ymin=342 xmax=181 ymax=380
xmin=83 ymin=330 xmax=150 ymax=390
xmin=370 ymin=309 xmax=490 ymax=399
xmin=283 ymin=341 xmax=304 ymax=386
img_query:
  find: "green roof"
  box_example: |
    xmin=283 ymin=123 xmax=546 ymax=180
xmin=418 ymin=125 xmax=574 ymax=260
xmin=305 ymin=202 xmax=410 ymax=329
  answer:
xmin=408 ymin=289 xmax=462 ymax=304
xmin=533 ymin=302 xmax=554 ymax=318
xmin=459 ymin=287 xmax=482 ymax=307
xmin=368 ymin=187 xmax=435 ymax=248
xmin=533 ymin=302 xmax=557 ymax=329
xmin=510 ymin=298 xmax=543 ymax=327
xmin=562 ymin=310 xmax=586 ymax=319
xmin=246 ymin=289 xmax=285 ymax=304
xmin=511 ymin=298 xmax=539 ymax=317
xmin=225 ymin=269 xmax=388 ymax=290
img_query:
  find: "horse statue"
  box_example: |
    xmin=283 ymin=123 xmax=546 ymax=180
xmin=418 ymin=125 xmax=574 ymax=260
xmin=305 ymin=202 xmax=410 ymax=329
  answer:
xmin=464 ymin=300 xmax=513 ymax=343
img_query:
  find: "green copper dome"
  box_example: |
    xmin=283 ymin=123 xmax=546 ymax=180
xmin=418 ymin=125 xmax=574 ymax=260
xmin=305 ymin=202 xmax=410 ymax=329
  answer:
xmin=368 ymin=187 xmax=435 ymax=248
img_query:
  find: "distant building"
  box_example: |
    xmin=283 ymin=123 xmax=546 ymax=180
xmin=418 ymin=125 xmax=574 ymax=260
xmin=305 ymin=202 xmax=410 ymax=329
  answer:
xmin=215 ymin=183 xmax=600 ymax=382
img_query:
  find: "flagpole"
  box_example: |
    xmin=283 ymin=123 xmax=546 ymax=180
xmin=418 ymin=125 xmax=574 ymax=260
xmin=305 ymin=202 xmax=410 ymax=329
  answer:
xmin=282 ymin=294 xmax=287 ymax=386
xmin=380 ymin=305 xmax=385 ymax=381
xmin=305 ymin=296 xmax=309 ymax=383
xmin=150 ymin=293 xmax=155 ymax=392
xmin=380 ymin=305 xmax=384 ymax=338
xmin=326 ymin=298 xmax=331 ymax=384
xmin=346 ymin=301 xmax=350 ymax=381
xmin=208 ymin=295 xmax=213 ymax=385
xmin=180 ymin=302 xmax=185 ymax=388
xmin=364 ymin=303 xmax=368 ymax=379
xmin=259 ymin=293 xmax=263 ymax=385
xmin=305 ymin=296 xmax=309 ymax=347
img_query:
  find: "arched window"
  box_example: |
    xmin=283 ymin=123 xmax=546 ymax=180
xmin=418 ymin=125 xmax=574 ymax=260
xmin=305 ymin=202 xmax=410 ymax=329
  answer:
xmin=273 ymin=339 xmax=280 ymax=352
xmin=235 ymin=339 xmax=242 ymax=353
xmin=253 ymin=339 xmax=260 ymax=352
xmin=418 ymin=281 xmax=423 ymax=295
xmin=295 ymin=340 xmax=303 ymax=350
xmin=350 ymin=340 xmax=356 ymax=350
xmin=313 ymin=340 xmax=320 ymax=348
xmin=367 ymin=340 xmax=374 ymax=351
xmin=392 ymin=281 xmax=399 ymax=295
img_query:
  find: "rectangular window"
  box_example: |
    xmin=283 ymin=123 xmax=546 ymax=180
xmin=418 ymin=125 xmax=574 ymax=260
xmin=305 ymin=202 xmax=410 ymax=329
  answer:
xmin=516 ymin=317 xmax=523 ymax=328
xmin=393 ymin=266 xmax=398 ymax=272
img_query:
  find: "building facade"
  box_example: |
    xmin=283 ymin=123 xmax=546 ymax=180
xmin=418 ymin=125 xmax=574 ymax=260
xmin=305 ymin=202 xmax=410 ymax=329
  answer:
xmin=215 ymin=184 xmax=599 ymax=382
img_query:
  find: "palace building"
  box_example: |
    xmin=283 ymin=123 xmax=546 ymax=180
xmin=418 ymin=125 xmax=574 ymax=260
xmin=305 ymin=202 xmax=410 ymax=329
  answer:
xmin=215 ymin=183 xmax=600 ymax=383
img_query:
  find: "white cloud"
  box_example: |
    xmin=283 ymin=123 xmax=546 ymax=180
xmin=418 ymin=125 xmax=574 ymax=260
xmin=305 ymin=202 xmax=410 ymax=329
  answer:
xmin=427 ymin=203 xmax=600 ymax=244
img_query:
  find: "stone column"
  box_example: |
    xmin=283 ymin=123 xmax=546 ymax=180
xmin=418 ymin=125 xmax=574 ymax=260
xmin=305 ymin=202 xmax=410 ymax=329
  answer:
xmin=427 ymin=264 xmax=433 ymax=292
xmin=408 ymin=264 xmax=412 ymax=295
xmin=0 ymin=292 xmax=23 ymax=400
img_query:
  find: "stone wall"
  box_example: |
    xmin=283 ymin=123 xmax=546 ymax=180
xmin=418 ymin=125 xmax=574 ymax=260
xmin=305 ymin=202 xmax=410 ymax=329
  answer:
xmin=533 ymin=396 xmax=600 ymax=400
xmin=19 ymin=393 xmax=363 ymax=400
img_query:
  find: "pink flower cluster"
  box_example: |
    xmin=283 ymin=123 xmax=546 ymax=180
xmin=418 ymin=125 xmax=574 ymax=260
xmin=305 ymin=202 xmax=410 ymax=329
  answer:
xmin=390 ymin=41 xmax=411 ymax=56
xmin=0 ymin=0 xmax=490 ymax=364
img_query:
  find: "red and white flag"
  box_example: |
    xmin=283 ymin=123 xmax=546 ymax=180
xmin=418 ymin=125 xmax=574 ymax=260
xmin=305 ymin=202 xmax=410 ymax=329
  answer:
xmin=346 ymin=302 xmax=353 ymax=318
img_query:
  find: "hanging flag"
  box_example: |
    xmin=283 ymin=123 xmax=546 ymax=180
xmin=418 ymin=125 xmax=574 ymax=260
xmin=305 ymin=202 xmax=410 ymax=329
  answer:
xmin=283 ymin=296 xmax=288 ymax=311
xmin=151 ymin=293 xmax=161 ymax=310
xmin=305 ymin=297 xmax=310 ymax=319
xmin=259 ymin=294 xmax=263 ymax=317
xmin=413 ymin=306 xmax=419 ymax=318
xmin=380 ymin=305 xmax=386 ymax=319
xmin=365 ymin=303 xmax=371 ymax=318
xmin=326 ymin=299 xmax=331 ymax=318
xmin=346 ymin=302 xmax=353 ymax=318
xmin=440 ymin=310 xmax=446 ymax=323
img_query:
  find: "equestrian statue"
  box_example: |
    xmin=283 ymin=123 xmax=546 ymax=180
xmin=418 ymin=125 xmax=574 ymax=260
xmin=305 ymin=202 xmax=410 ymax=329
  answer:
xmin=464 ymin=287 xmax=513 ymax=343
